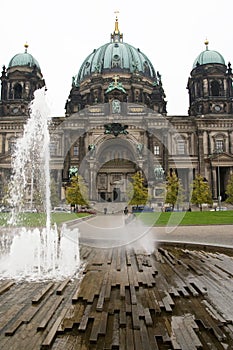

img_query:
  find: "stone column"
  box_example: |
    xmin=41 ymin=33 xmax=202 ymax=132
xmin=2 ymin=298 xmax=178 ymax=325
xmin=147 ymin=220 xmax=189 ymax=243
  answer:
xmin=212 ymin=167 xmax=217 ymax=199
xmin=57 ymin=170 xmax=62 ymax=200
xmin=188 ymin=168 xmax=194 ymax=202
xmin=162 ymin=130 xmax=169 ymax=174
xmin=197 ymin=130 xmax=205 ymax=175
xmin=228 ymin=130 xmax=232 ymax=154
xmin=2 ymin=134 xmax=6 ymax=154
xmin=89 ymin=160 xmax=97 ymax=201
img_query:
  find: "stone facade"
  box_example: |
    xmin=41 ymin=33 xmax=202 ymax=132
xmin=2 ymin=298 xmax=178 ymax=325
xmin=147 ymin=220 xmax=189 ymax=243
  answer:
xmin=0 ymin=24 xmax=233 ymax=208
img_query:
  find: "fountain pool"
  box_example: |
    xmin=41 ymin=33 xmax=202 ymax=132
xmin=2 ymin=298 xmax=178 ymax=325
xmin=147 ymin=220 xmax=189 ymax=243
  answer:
xmin=0 ymin=88 xmax=80 ymax=281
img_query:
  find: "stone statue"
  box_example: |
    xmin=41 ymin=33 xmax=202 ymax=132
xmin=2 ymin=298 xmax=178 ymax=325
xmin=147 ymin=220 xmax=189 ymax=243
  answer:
xmin=69 ymin=166 xmax=78 ymax=178
xmin=154 ymin=166 xmax=165 ymax=181
xmin=137 ymin=143 xmax=143 ymax=155
xmin=112 ymin=99 xmax=121 ymax=114
xmin=88 ymin=144 xmax=95 ymax=154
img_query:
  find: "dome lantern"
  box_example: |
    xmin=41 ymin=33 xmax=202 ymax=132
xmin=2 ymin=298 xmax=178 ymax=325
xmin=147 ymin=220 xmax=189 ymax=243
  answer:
xmin=8 ymin=44 xmax=41 ymax=70
xmin=111 ymin=13 xmax=123 ymax=43
xmin=192 ymin=40 xmax=225 ymax=69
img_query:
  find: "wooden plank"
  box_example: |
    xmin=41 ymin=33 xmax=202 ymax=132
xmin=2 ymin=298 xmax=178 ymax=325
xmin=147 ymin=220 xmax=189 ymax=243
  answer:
xmin=148 ymin=289 xmax=161 ymax=313
xmin=162 ymin=292 xmax=174 ymax=312
xmin=130 ymin=285 xmax=137 ymax=305
xmin=128 ymin=264 xmax=139 ymax=288
xmin=133 ymin=329 xmax=143 ymax=350
xmin=135 ymin=254 xmax=144 ymax=272
xmin=57 ymin=305 xmax=73 ymax=331
xmin=5 ymin=319 xmax=23 ymax=336
xmin=120 ymin=282 xmax=125 ymax=299
xmin=116 ymin=248 xmax=121 ymax=271
xmin=56 ymin=278 xmax=70 ymax=295
xmin=89 ymin=312 xmax=101 ymax=343
xmin=96 ymin=271 xmax=109 ymax=311
xmin=132 ymin=304 xmax=140 ymax=330
xmin=126 ymin=316 xmax=134 ymax=349
xmin=183 ymin=315 xmax=202 ymax=347
xmin=171 ymin=314 xmax=203 ymax=349
xmin=169 ymin=286 xmax=180 ymax=297
xmin=72 ymin=285 xmax=82 ymax=302
xmin=147 ymin=327 xmax=160 ymax=350
xmin=104 ymin=270 xmax=112 ymax=301
xmin=99 ymin=311 xmax=108 ymax=335
xmin=144 ymin=308 xmax=153 ymax=326
xmin=0 ymin=303 xmax=24 ymax=331
xmin=0 ymin=281 xmax=14 ymax=295
xmin=120 ymin=300 xmax=126 ymax=326
xmin=78 ymin=304 xmax=92 ymax=331
xmin=140 ymin=319 xmax=153 ymax=350
xmin=77 ymin=271 xmax=103 ymax=303
xmin=202 ymin=300 xmax=226 ymax=323
xmin=37 ymin=296 xmax=64 ymax=330
xmin=126 ymin=250 xmax=132 ymax=265
xmin=111 ymin=313 xmax=120 ymax=348
xmin=106 ymin=248 xmax=113 ymax=265
xmin=41 ymin=307 xmax=68 ymax=349
xmin=31 ymin=282 xmax=54 ymax=304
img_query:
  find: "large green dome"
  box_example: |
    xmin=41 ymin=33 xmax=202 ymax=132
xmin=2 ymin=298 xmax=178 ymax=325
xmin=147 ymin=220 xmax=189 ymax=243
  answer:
xmin=75 ymin=18 xmax=156 ymax=85
xmin=8 ymin=44 xmax=40 ymax=70
xmin=193 ymin=40 xmax=225 ymax=68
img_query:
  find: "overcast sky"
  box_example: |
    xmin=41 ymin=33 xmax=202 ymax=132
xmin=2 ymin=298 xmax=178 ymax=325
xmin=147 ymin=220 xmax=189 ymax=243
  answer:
xmin=1 ymin=0 xmax=232 ymax=117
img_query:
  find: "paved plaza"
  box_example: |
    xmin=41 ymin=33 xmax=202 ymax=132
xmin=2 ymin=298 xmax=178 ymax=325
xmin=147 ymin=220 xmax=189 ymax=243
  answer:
xmin=0 ymin=215 xmax=233 ymax=349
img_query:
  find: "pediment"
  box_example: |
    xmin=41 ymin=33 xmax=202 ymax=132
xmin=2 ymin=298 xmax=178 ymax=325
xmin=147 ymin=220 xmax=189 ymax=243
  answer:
xmin=211 ymin=152 xmax=233 ymax=165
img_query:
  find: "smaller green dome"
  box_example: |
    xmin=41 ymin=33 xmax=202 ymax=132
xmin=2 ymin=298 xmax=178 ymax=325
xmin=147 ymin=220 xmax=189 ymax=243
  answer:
xmin=193 ymin=40 xmax=225 ymax=68
xmin=8 ymin=44 xmax=40 ymax=70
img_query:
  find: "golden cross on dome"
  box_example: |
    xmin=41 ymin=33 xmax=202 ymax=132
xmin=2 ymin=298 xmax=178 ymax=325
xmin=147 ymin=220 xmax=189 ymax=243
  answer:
xmin=114 ymin=10 xmax=120 ymax=34
xmin=24 ymin=42 xmax=29 ymax=53
xmin=114 ymin=10 xmax=119 ymax=19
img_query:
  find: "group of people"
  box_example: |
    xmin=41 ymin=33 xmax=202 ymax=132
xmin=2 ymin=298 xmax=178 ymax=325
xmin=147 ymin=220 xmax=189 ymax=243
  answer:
xmin=103 ymin=206 xmax=129 ymax=215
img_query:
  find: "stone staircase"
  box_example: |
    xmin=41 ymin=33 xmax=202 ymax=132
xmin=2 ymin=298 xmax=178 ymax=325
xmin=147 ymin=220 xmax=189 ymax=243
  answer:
xmin=93 ymin=202 xmax=127 ymax=215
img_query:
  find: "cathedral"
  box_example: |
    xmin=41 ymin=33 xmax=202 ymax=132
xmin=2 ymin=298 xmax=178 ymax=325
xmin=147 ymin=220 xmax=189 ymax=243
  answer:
xmin=0 ymin=17 xmax=233 ymax=209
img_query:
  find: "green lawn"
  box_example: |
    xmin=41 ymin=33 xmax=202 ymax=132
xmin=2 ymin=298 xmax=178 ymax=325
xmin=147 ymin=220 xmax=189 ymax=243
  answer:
xmin=0 ymin=212 xmax=90 ymax=227
xmin=137 ymin=210 xmax=233 ymax=226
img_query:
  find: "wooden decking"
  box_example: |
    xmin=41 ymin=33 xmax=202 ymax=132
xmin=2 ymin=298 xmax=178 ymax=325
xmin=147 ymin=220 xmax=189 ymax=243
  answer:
xmin=0 ymin=243 xmax=233 ymax=349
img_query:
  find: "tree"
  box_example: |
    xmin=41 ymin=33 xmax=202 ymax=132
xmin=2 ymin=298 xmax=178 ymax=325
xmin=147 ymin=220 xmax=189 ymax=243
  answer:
xmin=127 ymin=172 xmax=148 ymax=206
xmin=225 ymin=174 xmax=233 ymax=204
xmin=190 ymin=174 xmax=213 ymax=211
xmin=66 ymin=175 xmax=89 ymax=210
xmin=165 ymin=170 xmax=184 ymax=209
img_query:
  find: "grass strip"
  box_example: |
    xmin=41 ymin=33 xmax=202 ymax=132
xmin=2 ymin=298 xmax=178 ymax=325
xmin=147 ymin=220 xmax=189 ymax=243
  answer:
xmin=136 ymin=210 xmax=233 ymax=226
xmin=0 ymin=212 xmax=90 ymax=228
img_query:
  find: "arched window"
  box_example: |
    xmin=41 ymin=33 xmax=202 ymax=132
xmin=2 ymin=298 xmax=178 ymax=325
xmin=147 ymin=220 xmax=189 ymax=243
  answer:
xmin=73 ymin=145 xmax=79 ymax=156
xmin=211 ymin=80 xmax=220 ymax=96
xmin=14 ymin=83 xmax=22 ymax=99
xmin=213 ymin=133 xmax=225 ymax=153
xmin=177 ymin=140 xmax=185 ymax=155
xmin=154 ymin=145 xmax=160 ymax=155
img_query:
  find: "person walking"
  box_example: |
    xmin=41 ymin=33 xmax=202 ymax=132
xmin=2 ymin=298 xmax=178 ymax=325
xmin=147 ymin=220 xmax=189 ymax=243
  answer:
xmin=124 ymin=207 xmax=128 ymax=215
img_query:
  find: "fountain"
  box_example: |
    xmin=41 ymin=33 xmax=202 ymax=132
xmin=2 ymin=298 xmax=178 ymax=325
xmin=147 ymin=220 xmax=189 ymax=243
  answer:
xmin=0 ymin=88 xmax=80 ymax=281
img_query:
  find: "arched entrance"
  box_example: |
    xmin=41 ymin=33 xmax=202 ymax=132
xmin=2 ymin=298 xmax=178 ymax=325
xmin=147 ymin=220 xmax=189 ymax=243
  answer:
xmin=95 ymin=138 xmax=139 ymax=202
xmin=97 ymin=159 xmax=137 ymax=202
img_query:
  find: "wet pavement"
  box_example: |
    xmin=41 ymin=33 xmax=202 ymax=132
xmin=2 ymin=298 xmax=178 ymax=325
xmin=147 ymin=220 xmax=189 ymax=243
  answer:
xmin=72 ymin=214 xmax=233 ymax=249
